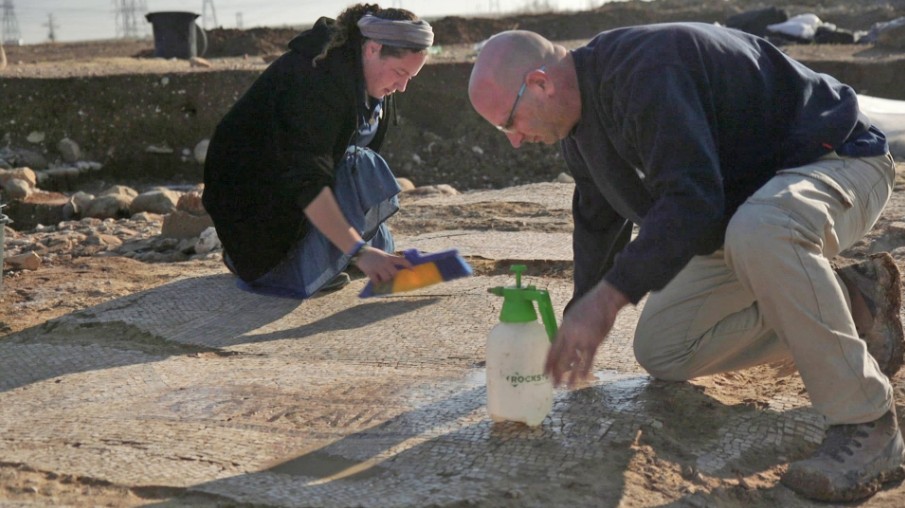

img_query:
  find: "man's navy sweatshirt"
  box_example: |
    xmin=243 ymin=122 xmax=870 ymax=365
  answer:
xmin=562 ymin=22 xmax=888 ymax=305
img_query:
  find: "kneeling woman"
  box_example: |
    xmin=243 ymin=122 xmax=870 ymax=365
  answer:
xmin=203 ymin=3 xmax=433 ymax=297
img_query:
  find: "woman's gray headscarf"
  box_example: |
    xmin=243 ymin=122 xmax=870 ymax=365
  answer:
xmin=357 ymin=14 xmax=434 ymax=49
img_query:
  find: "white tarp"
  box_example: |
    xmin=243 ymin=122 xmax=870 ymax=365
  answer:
xmin=859 ymin=94 xmax=905 ymax=159
xmin=767 ymin=13 xmax=834 ymax=41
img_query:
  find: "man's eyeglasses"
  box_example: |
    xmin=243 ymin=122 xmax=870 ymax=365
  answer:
xmin=496 ymin=64 xmax=546 ymax=133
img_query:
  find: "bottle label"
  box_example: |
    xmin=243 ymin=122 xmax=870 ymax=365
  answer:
xmin=505 ymin=371 xmax=549 ymax=387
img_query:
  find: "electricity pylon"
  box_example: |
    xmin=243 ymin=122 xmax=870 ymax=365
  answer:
xmin=1 ymin=0 xmax=22 ymax=43
xmin=201 ymin=0 xmax=218 ymax=30
xmin=112 ymin=0 xmax=147 ymax=39
xmin=44 ymin=13 xmax=59 ymax=42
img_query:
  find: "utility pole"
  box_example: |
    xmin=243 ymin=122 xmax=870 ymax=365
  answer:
xmin=235 ymin=12 xmax=243 ymax=30
xmin=1 ymin=0 xmax=22 ymax=44
xmin=201 ymin=0 xmax=218 ymax=30
xmin=112 ymin=0 xmax=147 ymax=39
xmin=43 ymin=13 xmax=59 ymax=42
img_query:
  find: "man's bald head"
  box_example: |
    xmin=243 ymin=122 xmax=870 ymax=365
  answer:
xmin=468 ymin=30 xmax=581 ymax=146
xmin=470 ymin=31 xmax=554 ymax=92
xmin=468 ymin=31 xmax=556 ymax=121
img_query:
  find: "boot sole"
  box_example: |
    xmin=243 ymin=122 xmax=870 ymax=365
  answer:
xmin=782 ymin=437 xmax=905 ymax=502
xmin=784 ymin=464 xmax=905 ymax=502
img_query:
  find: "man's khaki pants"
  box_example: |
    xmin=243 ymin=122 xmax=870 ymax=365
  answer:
xmin=634 ymin=152 xmax=897 ymax=425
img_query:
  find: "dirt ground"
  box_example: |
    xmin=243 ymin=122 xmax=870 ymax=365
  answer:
xmin=2 ymin=177 xmax=905 ymax=507
xmin=4 ymin=1 xmax=905 ymax=506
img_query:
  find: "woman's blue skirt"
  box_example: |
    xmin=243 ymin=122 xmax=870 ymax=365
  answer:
xmin=236 ymin=146 xmax=402 ymax=299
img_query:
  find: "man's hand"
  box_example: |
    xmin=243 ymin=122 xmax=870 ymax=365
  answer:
xmin=544 ymin=280 xmax=630 ymax=387
xmin=353 ymin=246 xmax=412 ymax=283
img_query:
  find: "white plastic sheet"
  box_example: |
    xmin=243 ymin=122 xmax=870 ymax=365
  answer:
xmin=858 ymin=94 xmax=905 ymax=159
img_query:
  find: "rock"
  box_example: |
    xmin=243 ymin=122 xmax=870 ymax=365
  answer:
xmin=68 ymin=191 xmax=95 ymax=216
xmin=176 ymin=189 xmax=206 ymax=215
xmin=3 ymin=178 xmax=33 ymax=200
xmin=0 ymin=167 xmax=37 ymax=188
xmin=145 ymin=145 xmax=174 ymax=154
xmin=194 ymin=226 xmax=221 ymax=255
xmin=26 ymin=131 xmax=45 ymax=144
xmin=14 ymin=149 xmax=47 ymax=170
xmin=75 ymin=160 xmax=103 ymax=172
xmin=193 ymin=139 xmax=209 ymax=164
xmin=5 ymin=251 xmax=41 ymax=271
xmin=726 ymin=7 xmax=788 ymax=37
xmin=98 ymin=185 xmax=138 ymax=199
xmin=396 ymin=177 xmax=415 ymax=191
xmin=815 ymin=26 xmax=855 ymax=44
xmin=84 ymin=233 xmax=123 ymax=249
xmin=61 ymin=201 xmax=77 ymax=220
xmin=161 ymin=209 xmax=214 ymax=239
xmin=404 ymin=184 xmax=460 ymax=197
xmin=83 ymin=186 xmax=138 ymax=219
xmin=38 ymin=166 xmax=81 ymax=190
xmin=57 ymin=138 xmax=81 ymax=163
xmin=130 ymin=211 xmax=162 ymax=223
xmin=4 ymin=191 xmax=69 ymax=230
xmin=130 ymin=188 xmax=181 ymax=215
xmin=887 ymin=222 xmax=905 ymax=236
xmin=878 ymin=20 xmax=905 ymax=49
xmin=555 ymin=172 xmax=575 ymax=184
xmin=863 ymin=17 xmax=905 ymax=48
xmin=190 ymin=56 xmax=213 ymax=68
xmin=85 ymin=194 xmax=132 ymax=219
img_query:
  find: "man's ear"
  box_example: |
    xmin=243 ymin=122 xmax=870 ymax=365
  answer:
xmin=529 ymin=68 xmax=553 ymax=96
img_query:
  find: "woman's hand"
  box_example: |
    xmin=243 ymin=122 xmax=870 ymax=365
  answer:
xmin=353 ymin=246 xmax=412 ymax=283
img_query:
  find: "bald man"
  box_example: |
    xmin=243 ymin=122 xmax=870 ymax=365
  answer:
xmin=469 ymin=24 xmax=903 ymax=502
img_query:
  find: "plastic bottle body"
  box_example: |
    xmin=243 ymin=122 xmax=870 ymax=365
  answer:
xmin=486 ymin=321 xmax=553 ymax=426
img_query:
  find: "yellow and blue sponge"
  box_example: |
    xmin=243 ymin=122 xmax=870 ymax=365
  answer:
xmin=359 ymin=248 xmax=473 ymax=298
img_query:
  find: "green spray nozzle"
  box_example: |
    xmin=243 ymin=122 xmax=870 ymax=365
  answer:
xmin=488 ymin=265 xmax=559 ymax=343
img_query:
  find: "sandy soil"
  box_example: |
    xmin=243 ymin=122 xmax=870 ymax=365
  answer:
xmin=2 ymin=171 xmax=905 ymax=506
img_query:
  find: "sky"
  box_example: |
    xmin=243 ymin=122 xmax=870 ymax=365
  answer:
xmin=5 ymin=0 xmax=609 ymax=45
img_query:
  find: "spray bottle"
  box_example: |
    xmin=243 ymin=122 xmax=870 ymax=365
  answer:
xmin=486 ymin=265 xmax=558 ymax=426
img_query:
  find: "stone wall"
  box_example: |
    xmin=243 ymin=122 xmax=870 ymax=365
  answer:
xmin=2 ymin=52 xmax=904 ymax=192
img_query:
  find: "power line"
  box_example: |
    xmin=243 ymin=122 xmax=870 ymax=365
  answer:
xmin=1 ymin=0 xmax=22 ymax=43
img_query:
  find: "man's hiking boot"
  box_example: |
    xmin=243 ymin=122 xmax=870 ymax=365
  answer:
xmin=836 ymin=252 xmax=905 ymax=377
xmin=781 ymin=407 xmax=905 ymax=502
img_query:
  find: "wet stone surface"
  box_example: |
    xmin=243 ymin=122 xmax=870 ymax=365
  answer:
xmin=6 ymin=178 xmax=905 ymax=506
xmin=0 ymin=266 xmax=825 ymax=506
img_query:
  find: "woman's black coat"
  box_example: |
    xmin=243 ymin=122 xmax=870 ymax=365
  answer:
xmin=202 ymin=17 xmax=392 ymax=282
